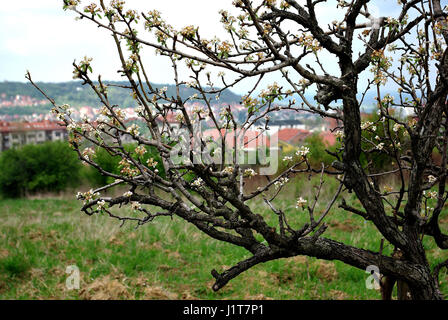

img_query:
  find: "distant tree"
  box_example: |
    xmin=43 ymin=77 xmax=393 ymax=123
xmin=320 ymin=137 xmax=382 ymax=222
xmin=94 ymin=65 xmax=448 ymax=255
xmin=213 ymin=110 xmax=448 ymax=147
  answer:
xmin=29 ymin=0 xmax=448 ymax=299
xmin=86 ymin=143 xmax=164 ymax=186
xmin=303 ymin=133 xmax=339 ymax=167
xmin=0 ymin=80 xmax=241 ymax=107
xmin=0 ymin=141 xmax=81 ymax=197
xmin=0 ymin=148 xmax=28 ymax=197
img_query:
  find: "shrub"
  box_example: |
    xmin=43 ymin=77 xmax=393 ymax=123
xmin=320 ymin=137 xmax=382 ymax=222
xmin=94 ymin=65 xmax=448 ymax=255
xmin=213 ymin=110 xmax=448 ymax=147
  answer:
xmin=0 ymin=148 xmax=28 ymax=197
xmin=83 ymin=146 xmax=122 ymax=186
xmin=0 ymin=141 xmax=81 ymax=197
xmin=304 ymin=133 xmax=339 ymax=167
xmin=0 ymin=253 xmax=31 ymax=278
xmin=359 ymin=111 xmax=409 ymax=172
xmin=84 ymin=143 xmax=165 ymax=186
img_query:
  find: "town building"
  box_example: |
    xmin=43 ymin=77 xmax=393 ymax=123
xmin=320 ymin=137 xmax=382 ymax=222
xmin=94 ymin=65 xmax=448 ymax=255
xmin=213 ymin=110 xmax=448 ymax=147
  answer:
xmin=267 ymin=119 xmax=306 ymax=134
xmin=0 ymin=120 xmax=67 ymax=151
xmin=273 ymin=128 xmax=312 ymax=145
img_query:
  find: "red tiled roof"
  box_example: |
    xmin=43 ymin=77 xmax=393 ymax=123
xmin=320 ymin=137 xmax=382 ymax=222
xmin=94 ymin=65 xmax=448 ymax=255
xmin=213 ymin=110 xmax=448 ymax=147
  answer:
xmin=0 ymin=120 xmax=66 ymax=133
xmin=324 ymin=117 xmax=339 ymax=131
xmin=273 ymin=128 xmax=311 ymax=144
xmin=202 ymin=128 xmax=270 ymax=149
xmin=155 ymin=111 xmax=179 ymax=124
xmin=320 ymin=131 xmax=337 ymax=146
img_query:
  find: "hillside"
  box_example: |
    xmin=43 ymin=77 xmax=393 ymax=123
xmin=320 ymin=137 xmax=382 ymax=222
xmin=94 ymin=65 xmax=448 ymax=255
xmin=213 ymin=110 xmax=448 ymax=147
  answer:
xmin=0 ymin=81 xmax=242 ymax=108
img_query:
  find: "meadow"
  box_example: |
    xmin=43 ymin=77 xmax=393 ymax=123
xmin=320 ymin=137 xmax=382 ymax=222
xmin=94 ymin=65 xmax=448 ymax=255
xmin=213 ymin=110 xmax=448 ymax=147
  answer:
xmin=0 ymin=176 xmax=447 ymax=300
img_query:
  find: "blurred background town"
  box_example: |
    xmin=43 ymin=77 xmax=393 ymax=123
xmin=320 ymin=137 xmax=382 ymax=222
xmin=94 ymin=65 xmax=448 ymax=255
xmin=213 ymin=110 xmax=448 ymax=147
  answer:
xmin=0 ymin=80 xmax=340 ymax=152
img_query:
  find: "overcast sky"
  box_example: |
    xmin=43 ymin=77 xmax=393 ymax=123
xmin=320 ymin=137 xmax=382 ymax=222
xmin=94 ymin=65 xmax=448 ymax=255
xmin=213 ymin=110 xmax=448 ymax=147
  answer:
xmin=0 ymin=0 xmax=405 ymax=95
xmin=0 ymin=1 xmax=237 ymax=83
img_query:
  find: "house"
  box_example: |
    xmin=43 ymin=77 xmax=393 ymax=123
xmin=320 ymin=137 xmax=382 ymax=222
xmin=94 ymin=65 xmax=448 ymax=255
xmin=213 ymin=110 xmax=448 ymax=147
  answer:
xmin=270 ymin=128 xmax=311 ymax=154
xmin=320 ymin=130 xmax=337 ymax=147
xmin=273 ymin=128 xmax=312 ymax=145
xmin=199 ymin=128 xmax=277 ymax=166
xmin=201 ymin=128 xmax=272 ymax=151
xmin=321 ymin=117 xmax=340 ymax=132
xmin=267 ymin=119 xmax=306 ymax=134
xmin=155 ymin=112 xmax=181 ymax=131
xmin=0 ymin=120 xmax=67 ymax=151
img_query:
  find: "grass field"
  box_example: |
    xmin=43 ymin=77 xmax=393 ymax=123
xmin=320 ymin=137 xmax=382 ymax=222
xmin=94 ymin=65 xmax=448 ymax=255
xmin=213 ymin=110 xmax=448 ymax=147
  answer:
xmin=1 ymin=178 xmax=448 ymax=300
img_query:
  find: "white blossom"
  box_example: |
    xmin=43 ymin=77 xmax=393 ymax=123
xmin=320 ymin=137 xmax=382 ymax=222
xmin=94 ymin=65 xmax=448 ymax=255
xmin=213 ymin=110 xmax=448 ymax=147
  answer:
xmin=222 ymin=166 xmax=234 ymax=175
xmin=192 ymin=177 xmax=204 ymax=187
xmin=427 ymin=191 xmax=438 ymax=199
xmin=135 ymin=145 xmax=147 ymax=157
xmin=296 ymin=146 xmax=310 ymax=157
xmin=67 ymin=123 xmax=77 ymax=132
xmin=296 ymin=197 xmax=307 ymax=209
xmin=135 ymin=106 xmax=145 ymax=115
xmin=131 ymin=201 xmax=142 ymax=210
xmin=428 ymin=175 xmax=437 ymax=184
xmin=274 ymin=177 xmax=289 ymax=189
xmin=376 ymin=143 xmax=385 ymax=150
xmin=126 ymin=124 xmax=140 ymax=136
xmin=147 ymin=158 xmax=158 ymax=168
xmin=244 ymin=168 xmax=257 ymax=178
xmin=393 ymin=123 xmax=403 ymax=132
xmin=334 ymin=130 xmax=344 ymax=139
xmin=97 ymin=200 xmax=106 ymax=209
xmin=159 ymin=86 xmax=168 ymax=94
xmin=82 ymin=147 xmax=95 ymax=157
xmin=175 ymin=112 xmax=185 ymax=122
xmin=77 ymin=189 xmax=100 ymax=203
xmin=361 ymin=121 xmax=373 ymax=130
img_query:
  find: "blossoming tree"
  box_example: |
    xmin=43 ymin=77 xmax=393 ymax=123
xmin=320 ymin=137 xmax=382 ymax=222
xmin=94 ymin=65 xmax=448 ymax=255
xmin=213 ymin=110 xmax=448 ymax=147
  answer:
xmin=28 ymin=0 xmax=448 ymax=299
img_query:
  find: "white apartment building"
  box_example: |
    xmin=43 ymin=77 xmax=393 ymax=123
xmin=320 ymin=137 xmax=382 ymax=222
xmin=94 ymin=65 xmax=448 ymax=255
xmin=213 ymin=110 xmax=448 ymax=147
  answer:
xmin=0 ymin=120 xmax=67 ymax=151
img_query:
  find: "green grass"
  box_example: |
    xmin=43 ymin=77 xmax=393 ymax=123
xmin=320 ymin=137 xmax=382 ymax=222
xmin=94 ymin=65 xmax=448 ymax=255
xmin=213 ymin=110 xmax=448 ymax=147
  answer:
xmin=0 ymin=178 xmax=447 ymax=300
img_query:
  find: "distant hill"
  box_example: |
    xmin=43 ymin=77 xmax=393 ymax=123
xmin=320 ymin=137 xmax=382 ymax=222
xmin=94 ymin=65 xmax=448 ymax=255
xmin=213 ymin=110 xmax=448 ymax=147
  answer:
xmin=1 ymin=81 xmax=403 ymax=121
xmin=0 ymin=81 xmax=243 ymax=108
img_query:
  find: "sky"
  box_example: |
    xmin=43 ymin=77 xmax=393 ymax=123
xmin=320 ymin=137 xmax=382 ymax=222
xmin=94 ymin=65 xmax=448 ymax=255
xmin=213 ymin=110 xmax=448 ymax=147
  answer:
xmin=0 ymin=0 xmax=409 ymax=96
xmin=0 ymin=1 xmax=235 ymax=84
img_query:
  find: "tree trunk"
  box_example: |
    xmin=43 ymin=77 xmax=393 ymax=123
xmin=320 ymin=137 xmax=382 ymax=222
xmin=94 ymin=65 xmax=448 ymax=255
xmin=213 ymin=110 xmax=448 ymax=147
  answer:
xmin=381 ymin=274 xmax=442 ymax=300
xmin=408 ymin=270 xmax=443 ymax=300
xmin=397 ymin=280 xmax=411 ymax=300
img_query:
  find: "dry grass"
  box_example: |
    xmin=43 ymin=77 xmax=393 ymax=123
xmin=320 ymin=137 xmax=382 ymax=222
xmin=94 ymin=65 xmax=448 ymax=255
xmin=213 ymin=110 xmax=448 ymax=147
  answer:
xmin=1 ymin=183 xmax=448 ymax=300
